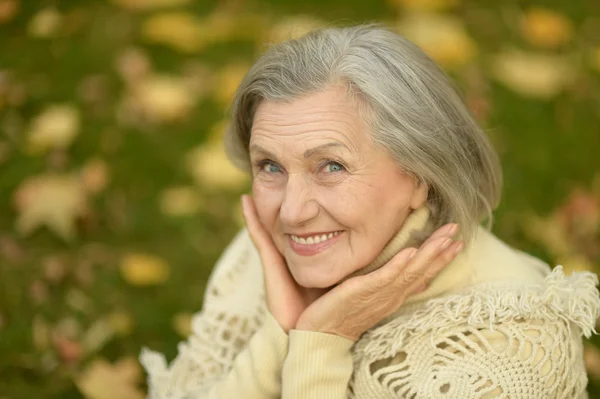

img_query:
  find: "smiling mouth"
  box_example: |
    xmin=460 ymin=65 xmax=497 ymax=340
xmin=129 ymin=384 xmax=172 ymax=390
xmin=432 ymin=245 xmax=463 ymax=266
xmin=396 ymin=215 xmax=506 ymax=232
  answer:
xmin=289 ymin=231 xmax=343 ymax=245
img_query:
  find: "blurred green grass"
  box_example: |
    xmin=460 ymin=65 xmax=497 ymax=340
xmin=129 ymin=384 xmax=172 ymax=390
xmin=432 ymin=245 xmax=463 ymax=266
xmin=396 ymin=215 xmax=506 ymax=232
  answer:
xmin=0 ymin=0 xmax=599 ymax=397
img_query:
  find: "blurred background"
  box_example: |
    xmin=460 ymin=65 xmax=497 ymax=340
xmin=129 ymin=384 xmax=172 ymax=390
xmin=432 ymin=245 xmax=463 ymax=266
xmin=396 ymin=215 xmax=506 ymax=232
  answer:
xmin=0 ymin=0 xmax=599 ymax=397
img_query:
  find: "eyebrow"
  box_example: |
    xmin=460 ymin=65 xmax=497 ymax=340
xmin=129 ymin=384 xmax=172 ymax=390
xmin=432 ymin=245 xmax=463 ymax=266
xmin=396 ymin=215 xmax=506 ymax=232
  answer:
xmin=249 ymin=142 xmax=349 ymax=160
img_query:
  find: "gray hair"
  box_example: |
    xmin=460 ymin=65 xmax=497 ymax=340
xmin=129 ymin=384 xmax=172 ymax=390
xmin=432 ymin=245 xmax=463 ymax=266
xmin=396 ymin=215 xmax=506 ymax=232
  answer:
xmin=224 ymin=24 xmax=502 ymax=243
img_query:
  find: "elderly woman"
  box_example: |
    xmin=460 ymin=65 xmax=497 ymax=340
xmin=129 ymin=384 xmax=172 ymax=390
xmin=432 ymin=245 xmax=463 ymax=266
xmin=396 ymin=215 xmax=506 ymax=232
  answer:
xmin=141 ymin=25 xmax=600 ymax=398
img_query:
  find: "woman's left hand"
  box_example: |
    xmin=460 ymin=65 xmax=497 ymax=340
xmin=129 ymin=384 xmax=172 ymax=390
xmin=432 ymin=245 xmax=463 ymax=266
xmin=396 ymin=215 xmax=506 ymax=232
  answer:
xmin=295 ymin=225 xmax=463 ymax=341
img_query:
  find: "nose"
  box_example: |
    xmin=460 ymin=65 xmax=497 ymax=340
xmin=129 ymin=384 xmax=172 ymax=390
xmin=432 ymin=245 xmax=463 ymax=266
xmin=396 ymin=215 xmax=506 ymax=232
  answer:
xmin=280 ymin=174 xmax=319 ymax=227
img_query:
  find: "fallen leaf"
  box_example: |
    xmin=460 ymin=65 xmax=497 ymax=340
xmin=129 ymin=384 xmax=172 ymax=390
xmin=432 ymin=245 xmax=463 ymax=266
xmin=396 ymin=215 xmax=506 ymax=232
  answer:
xmin=159 ymin=186 xmax=203 ymax=217
xmin=521 ymin=7 xmax=573 ymax=49
xmin=172 ymin=312 xmax=193 ymax=337
xmin=399 ymin=12 xmax=477 ymax=69
xmin=0 ymin=0 xmax=18 ymax=25
xmin=81 ymin=158 xmax=110 ymax=194
xmin=107 ymin=311 xmax=134 ymax=336
xmin=26 ymin=104 xmax=80 ymax=154
xmin=388 ymin=0 xmax=459 ymax=12
xmin=27 ymin=7 xmax=62 ymax=38
xmin=42 ymin=256 xmax=68 ymax=284
xmin=82 ymin=318 xmax=115 ymax=354
xmin=141 ymin=11 xmax=208 ymax=53
xmin=186 ymin=141 xmax=249 ymax=191
xmin=556 ymin=187 xmax=599 ymax=236
xmin=490 ymin=49 xmax=575 ymax=99
xmin=213 ymin=63 xmax=249 ymax=107
xmin=590 ymin=46 xmax=600 ymax=74
xmin=110 ymin=0 xmax=191 ymax=11
xmin=119 ymin=74 xmax=197 ymax=125
xmin=75 ymin=357 xmax=144 ymax=399
xmin=266 ymin=15 xmax=324 ymax=44
xmin=584 ymin=344 xmax=600 ymax=382
xmin=53 ymin=336 xmax=83 ymax=364
xmin=521 ymin=213 xmax=572 ymax=258
xmin=13 ymin=173 xmax=88 ymax=241
xmin=33 ymin=314 xmax=50 ymax=351
xmin=557 ymin=254 xmax=596 ymax=275
xmin=29 ymin=280 xmax=49 ymax=305
xmin=114 ymin=47 xmax=151 ymax=85
xmin=65 ymin=289 xmax=94 ymax=313
xmin=120 ymin=252 xmax=170 ymax=286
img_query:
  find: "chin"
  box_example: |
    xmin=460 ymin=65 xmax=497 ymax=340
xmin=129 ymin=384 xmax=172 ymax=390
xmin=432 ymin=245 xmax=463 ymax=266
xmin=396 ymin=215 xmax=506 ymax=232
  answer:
xmin=290 ymin=266 xmax=340 ymax=289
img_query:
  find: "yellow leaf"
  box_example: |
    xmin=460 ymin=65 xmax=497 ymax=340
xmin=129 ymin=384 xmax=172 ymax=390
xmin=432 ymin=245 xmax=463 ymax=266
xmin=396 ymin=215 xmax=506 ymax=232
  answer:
xmin=584 ymin=344 xmax=600 ymax=382
xmin=213 ymin=63 xmax=249 ymax=108
xmin=13 ymin=173 xmax=88 ymax=241
xmin=107 ymin=311 xmax=134 ymax=337
xmin=120 ymin=253 xmax=170 ymax=286
xmin=590 ymin=46 xmax=600 ymax=74
xmin=399 ymin=13 xmax=477 ymax=69
xmin=26 ymin=104 xmax=80 ymax=154
xmin=141 ymin=12 xmax=208 ymax=53
xmin=266 ymin=16 xmax=324 ymax=44
xmin=0 ymin=0 xmax=18 ymax=25
xmin=127 ymin=74 xmax=197 ymax=123
xmin=110 ymin=0 xmax=191 ymax=11
xmin=75 ymin=357 xmax=144 ymax=399
xmin=388 ymin=0 xmax=459 ymax=12
xmin=556 ymin=254 xmax=596 ymax=275
xmin=27 ymin=7 xmax=61 ymax=38
xmin=172 ymin=312 xmax=193 ymax=337
xmin=186 ymin=142 xmax=249 ymax=191
xmin=521 ymin=213 xmax=572 ymax=258
xmin=159 ymin=186 xmax=203 ymax=217
xmin=491 ymin=50 xmax=575 ymax=99
xmin=521 ymin=7 xmax=573 ymax=49
xmin=81 ymin=158 xmax=110 ymax=195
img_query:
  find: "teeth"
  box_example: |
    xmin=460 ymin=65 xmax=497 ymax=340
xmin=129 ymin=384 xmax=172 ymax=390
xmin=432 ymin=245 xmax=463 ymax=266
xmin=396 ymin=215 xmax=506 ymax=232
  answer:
xmin=290 ymin=231 xmax=341 ymax=245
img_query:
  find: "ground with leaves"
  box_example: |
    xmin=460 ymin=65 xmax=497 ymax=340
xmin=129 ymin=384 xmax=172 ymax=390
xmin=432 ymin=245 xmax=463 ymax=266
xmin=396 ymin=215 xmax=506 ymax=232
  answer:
xmin=0 ymin=0 xmax=599 ymax=398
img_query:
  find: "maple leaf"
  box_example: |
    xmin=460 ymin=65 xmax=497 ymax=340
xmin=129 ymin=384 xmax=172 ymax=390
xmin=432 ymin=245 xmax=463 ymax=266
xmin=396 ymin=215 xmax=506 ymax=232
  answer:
xmin=26 ymin=104 xmax=80 ymax=154
xmin=110 ymin=0 xmax=191 ymax=11
xmin=120 ymin=253 xmax=171 ymax=286
xmin=159 ymin=186 xmax=203 ymax=217
xmin=388 ymin=0 xmax=459 ymax=12
xmin=520 ymin=7 xmax=573 ymax=49
xmin=398 ymin=12 xmax=477 ymax=69
xmin=118 ymin=74 xmax=197 ymax=125
xmin=490 ymin=49 xmax=575 ymax=99
xmin=75 ymin=357 xmax=145 ymax=399
xmin=186 ymin=141 xmax=249 ymax=191
xmin=13 ymin=173 xmax=88 ymax=241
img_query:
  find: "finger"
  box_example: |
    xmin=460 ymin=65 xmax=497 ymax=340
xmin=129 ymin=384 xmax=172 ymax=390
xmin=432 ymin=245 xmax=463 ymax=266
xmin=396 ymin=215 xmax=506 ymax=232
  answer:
xmin=406 ymin=240 xmax=464 ymax=294
xmin=421 ymin=223 xmax=459 ymax=247
xmin=395 ymin=236 xmax=458 ymax=286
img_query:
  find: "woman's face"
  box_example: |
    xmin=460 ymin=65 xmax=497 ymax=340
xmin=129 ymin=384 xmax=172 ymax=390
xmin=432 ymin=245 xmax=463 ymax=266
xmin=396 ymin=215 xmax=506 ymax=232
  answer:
xmin=249 ymin=85 xmax=427 ymax=289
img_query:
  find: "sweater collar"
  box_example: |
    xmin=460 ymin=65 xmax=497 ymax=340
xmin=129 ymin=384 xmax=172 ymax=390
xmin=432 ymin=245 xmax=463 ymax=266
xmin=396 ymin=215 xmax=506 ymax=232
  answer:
xmin=361 ymin=205 xmax=471 ymax=306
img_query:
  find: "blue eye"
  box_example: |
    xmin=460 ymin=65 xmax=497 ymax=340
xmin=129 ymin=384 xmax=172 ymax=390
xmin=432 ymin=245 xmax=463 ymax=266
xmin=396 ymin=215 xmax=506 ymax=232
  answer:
xmin=323 ymin=161 xmax=345 ymax=173
xmin=259 ymin=161 xmax=281 ymax=174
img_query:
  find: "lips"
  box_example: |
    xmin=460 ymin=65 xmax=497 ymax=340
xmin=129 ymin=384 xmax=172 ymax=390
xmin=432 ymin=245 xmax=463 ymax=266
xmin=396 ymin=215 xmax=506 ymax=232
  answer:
xmin=288 ymin=231 xmax=344 ymax=256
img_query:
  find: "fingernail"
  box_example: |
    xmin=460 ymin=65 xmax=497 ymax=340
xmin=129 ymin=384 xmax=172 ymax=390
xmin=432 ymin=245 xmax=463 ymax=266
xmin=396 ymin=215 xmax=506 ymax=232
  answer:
xmin=440 ymin=238 xmax=452 ymax=249
xmin=408 ymin=248 xmax=417 ymax=260
xmin=453 ymin=241 xmax=464 ymax=255
xmin=448 ymin=224 xmax=459 ymax=236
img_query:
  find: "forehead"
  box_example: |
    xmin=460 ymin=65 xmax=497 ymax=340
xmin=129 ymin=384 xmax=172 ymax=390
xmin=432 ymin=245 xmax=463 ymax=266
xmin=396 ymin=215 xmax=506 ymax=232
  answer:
xmin=250 ymin=85 xmax=370 ymax=149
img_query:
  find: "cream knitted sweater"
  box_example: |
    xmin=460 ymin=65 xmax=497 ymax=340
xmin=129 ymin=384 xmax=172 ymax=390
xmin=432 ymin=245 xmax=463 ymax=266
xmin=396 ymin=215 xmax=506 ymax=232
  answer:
xmin=140 ymin=207 xmax=600 ymax=398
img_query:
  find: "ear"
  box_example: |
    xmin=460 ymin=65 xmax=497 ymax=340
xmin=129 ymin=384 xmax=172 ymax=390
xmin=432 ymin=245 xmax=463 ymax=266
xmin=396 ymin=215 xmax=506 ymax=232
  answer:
xmin=409 ymin=180 xmax=428 ymax=210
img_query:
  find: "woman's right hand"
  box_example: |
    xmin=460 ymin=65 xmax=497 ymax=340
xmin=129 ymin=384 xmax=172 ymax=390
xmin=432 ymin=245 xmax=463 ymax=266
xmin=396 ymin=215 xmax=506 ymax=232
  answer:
xmin=241 ymin=194 xmax=310 ymax=333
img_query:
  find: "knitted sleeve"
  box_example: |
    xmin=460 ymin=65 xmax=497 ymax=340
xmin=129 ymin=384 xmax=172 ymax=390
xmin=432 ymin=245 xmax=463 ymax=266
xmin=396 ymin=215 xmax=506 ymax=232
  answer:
xmin=139 ymin=229 xmax=288 ymax=399
xmin=351 ymin=267 xmax=600 ymax=399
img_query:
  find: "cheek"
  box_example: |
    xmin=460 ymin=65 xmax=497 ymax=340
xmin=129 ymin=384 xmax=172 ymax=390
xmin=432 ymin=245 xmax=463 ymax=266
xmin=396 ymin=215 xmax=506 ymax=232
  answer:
xmin=251 ymin=182 xmax=282 ymax=228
